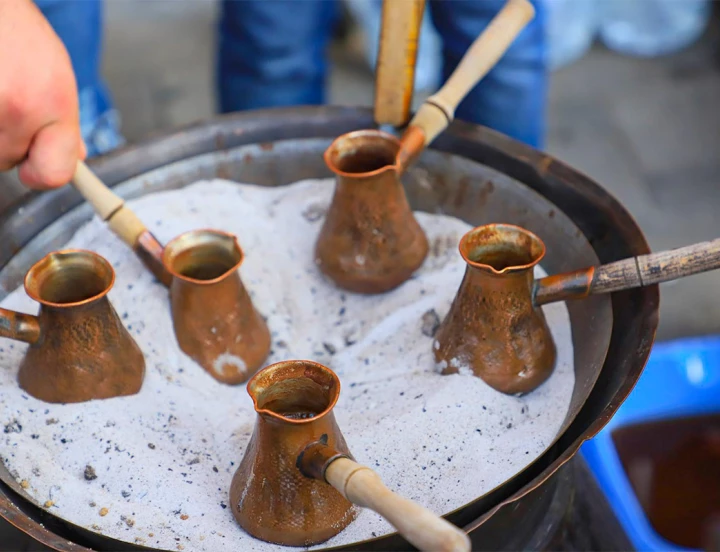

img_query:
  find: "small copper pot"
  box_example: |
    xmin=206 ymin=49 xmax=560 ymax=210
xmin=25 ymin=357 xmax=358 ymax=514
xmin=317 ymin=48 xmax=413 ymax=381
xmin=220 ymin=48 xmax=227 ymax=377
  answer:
xmin=230 ymin=360 xmax=471 ymax=551
xmin=230 ymin=360 xmax=356 ymax=546
xmin=315 ymin=130 xmax=429 ymax=294
xmin=0 ymin=250 xmax=145 ymax=403
xmin=162 ymin=229 xmax=271 ymax=385
xmin=434 ymin=225 xmax=557 ymax=395
xmin=437 ymin=222 xmax=720 ymax=395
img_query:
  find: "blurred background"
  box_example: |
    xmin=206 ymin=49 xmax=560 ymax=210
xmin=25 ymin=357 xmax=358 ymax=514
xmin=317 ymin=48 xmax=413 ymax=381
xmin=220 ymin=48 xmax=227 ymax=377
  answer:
xmin=7 ymin=0 xmax=720 ymax=341
xmin=1 ymin=1 xmax=720 ymax=549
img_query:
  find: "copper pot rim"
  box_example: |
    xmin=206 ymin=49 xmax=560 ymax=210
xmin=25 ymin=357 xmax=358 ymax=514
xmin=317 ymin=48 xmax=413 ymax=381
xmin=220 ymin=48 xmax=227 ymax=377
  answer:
xmin=459 ymin=223 xmax=546 ymax=275
xmin=247 ymin=359 xmax=341 ymax=425
xmin=23 ymin=248 xmax=115 ymax=308
xmin=323 ymin=129 xmax=400 ymax=179
xmin=162 ymin=228 xmax=244 ymax=285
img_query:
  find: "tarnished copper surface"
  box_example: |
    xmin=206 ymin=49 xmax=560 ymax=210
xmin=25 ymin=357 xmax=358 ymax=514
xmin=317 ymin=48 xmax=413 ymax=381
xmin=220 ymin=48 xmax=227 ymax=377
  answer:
xmin=230 ymin=360 xmax=357 ymax=546
xmin=0 ymin=106 xmax=658 ymax=551
xmin=435 ymin=225 xmax=557 ymax=395
xmin=6 ymin=250 xmax=145 ymax=403
xmin=315 ymin=130 xmax=428 ymax=294
xmin=534 ymin=267 xmax=596 ymax=306
xmin=395 ymin=124 xmax=427 ymax=173
xmin=134 ymin=230 xmax=172 ymax=286
xmin=163 ymin=229 xmax=270 ymax=385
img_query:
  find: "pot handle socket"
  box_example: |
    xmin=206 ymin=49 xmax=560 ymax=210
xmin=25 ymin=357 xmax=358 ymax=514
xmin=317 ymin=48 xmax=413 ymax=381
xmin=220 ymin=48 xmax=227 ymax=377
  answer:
xmin=0 ymin=308 xmax=41 ymax=344
xmin=401 ymin=0 xmax=535 ymax=152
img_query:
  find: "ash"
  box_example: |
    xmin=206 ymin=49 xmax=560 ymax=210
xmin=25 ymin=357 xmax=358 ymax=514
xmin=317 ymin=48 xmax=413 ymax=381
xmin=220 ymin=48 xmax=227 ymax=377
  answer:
xmin=0 ymin=179 xmax=574 ymax=551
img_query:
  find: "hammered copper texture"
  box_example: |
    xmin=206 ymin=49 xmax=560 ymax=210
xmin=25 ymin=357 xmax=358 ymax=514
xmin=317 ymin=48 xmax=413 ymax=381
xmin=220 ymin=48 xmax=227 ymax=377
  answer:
xmin=435 ymin=225 xmax=557 ymax=395
xmin=315 ymin=130 xmax=428 ymax=294
xmin=230 ymin=360 xmax=357 ymax=546
xmin=15 ymin=250 xmax=145 ymax=404
xmin=0 ymin=106 xmax=657 ymax=552
xmin=17 ymin=298 xmax=145 ymax=403
xmin=163 ymin=230 xmax=271 ymax=385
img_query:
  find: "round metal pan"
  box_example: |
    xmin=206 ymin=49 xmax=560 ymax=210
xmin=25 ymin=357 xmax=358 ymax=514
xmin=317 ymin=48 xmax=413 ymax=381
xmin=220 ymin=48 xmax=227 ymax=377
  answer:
xmin=0 ymin=106 xmax=658 ymax=551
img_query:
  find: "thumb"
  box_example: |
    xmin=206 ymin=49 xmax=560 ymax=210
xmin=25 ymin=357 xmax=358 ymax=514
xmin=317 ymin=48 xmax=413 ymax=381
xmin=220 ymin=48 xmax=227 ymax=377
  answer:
xmin=18 ymin=122 xmax=81 ymax=190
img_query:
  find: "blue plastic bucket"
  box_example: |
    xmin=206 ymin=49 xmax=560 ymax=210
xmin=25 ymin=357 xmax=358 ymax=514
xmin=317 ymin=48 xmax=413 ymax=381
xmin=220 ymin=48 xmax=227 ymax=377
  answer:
xmin=581 ymin=336 xmax=720 ymax=551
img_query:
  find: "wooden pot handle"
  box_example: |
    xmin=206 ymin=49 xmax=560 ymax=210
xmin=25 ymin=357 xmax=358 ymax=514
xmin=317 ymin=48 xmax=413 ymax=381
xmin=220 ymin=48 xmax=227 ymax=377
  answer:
xmin=325 ymin=457 xmax=471 ymax=552
xmin=373 ymin=0 xmax=426 ymax=126
xmin=408 ymin=0 xmax=535 ymax=145
xmin=535 ymin=237 xmax=720 ymax=305
xmin=72 ymin=161 xmax=147 ymax=248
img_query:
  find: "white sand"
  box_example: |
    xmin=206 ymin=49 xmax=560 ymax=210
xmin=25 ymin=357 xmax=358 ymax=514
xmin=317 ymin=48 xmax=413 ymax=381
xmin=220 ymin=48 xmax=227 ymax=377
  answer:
xmin=0 ymin=179 xmax=574 ymax=551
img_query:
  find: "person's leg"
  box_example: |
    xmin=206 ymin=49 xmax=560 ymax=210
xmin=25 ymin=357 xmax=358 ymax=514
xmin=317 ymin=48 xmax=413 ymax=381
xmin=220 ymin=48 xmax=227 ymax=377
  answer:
xmin=429 ymin=0 xmax=547 ymax=149
xmin=217 ymin=0 xmax=339 ymax=113
xmin=36 ymin=0 xmax=124 ymax=156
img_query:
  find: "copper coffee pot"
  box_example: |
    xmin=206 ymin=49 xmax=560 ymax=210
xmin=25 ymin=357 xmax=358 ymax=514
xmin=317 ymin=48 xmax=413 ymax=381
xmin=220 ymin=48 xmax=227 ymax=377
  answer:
xmin=315 ymin=130 xmax=429 ymax=293
xmin=70 ymin=162 xmax=271 ymax=385
xmin=230 ymin=360 xmax=471 ymax=552
xmin=435 ymin=223 xmax=720 ymax=395
xmin=0 ymin=249 xmax=145 ymax=403
xmin=315 ymin=0 xmax=536 ymax=294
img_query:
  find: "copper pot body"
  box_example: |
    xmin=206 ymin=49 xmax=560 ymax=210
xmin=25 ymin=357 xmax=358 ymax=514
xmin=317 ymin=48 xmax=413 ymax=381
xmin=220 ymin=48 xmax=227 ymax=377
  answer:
xmin=435 ymin=224 xmax=557 ymax=395
xmin=163 ymin=230 xmax=271 ymax=385
xmin=230 ymin=360 xmax=357 ymax=546
xmin=315 ymin=130 xmax=429 ymax=294
xmin=3 ymin=250 xmax=145 ymax=403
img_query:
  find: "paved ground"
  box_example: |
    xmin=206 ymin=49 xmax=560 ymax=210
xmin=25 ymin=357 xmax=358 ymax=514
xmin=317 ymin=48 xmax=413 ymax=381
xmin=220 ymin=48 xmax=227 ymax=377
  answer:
xmin=2 ymin=2 xmax=720 ymax=548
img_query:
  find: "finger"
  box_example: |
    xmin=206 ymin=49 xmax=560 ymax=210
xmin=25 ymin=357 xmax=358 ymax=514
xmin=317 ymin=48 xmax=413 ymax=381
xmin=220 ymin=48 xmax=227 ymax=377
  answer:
xmin=0 ymin=149 xmax=30 ymax=172
xmin=78 ymin=138 xmax=87 ymax=161
xmin=18 ymin=122 xmax=80 ymax=190
xmin=0 ymin=130 xmax=33 ymax=172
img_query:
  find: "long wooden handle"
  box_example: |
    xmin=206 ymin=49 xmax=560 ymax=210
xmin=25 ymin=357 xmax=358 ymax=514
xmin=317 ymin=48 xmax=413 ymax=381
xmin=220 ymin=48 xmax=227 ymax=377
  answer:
xmin=408 ymin=0 xmax=535 ymax=145
xmin=535 ymin=237 xmax=720 ymax=305
xmin=0 ymin=308 xmax=41 ymax=344
xmin=594 ymin=237 xmax=720 ymax=293
xmin=374 ymin=0 xmax=425 ymax=126
xmin=325 ymin=457 xmax=470 ymax=552
xmin=72 ymin=161 xmax=147 ymax=247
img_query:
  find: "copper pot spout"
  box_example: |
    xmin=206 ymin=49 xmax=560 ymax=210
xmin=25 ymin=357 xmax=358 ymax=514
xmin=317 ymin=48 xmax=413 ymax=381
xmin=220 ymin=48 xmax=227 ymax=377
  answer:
xmin=0 ymin=250 xmax=145 ymax=403
xmin=230 ymin=360 xmax=471 ymax=551
xmin=315 ymin=130 xmax=429 ymax=294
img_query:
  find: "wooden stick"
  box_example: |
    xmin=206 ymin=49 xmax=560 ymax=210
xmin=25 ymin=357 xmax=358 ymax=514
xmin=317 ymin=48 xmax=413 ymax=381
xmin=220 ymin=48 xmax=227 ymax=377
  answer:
xmin=534 ymin=237 xmax=720 ymax=305
xmin=592 ymin=237 xmax=720 ymax=294
xmin=403 ymin=0 xmax=535 ymax=146
xmin=373 ymin=0 xmax=426 ymax=126
xmin=325 ymin=457 xmax=471 ymax=552
xmin=72 ymin=161 xmax=148 ymax=247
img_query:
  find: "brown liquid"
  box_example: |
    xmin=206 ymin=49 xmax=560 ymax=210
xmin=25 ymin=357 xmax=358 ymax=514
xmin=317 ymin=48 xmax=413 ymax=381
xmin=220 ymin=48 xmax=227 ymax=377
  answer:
xmin=337 ymin=147 xmax=395 ymax=174
xmin=612 ymin=413 xmax=720 ymax=549
xmin=469 ymin=247 xmax=534 ymax=271
xmin=279 ymin=411 xmax=317 ymax=420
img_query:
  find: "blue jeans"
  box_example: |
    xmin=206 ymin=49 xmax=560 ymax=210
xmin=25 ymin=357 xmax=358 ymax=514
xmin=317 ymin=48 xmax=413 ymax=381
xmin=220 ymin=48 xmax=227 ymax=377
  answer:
xmin=41 ymin=0 xmax=547 ymax=152
xmin=36 ymin=0 xmax=124 ymax=157
xmin=218 ymin=0 xmax=548 ymax=148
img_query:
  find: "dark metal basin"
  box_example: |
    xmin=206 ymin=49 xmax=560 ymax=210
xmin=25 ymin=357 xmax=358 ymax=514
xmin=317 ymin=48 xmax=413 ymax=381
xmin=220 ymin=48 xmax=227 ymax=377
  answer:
xmin=0 ymin=106 xmax=658 ymax=551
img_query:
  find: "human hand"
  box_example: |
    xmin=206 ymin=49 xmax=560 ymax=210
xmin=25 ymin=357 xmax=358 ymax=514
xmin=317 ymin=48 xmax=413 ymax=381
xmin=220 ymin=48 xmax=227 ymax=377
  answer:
xmin=0 ymin=0 xmax=86 ymax=190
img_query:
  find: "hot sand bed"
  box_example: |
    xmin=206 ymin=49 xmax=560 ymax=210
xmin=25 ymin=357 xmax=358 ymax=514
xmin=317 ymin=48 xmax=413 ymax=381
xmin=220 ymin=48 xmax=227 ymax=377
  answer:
xmin=0 ymin=179 xmax=574 ymax=550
